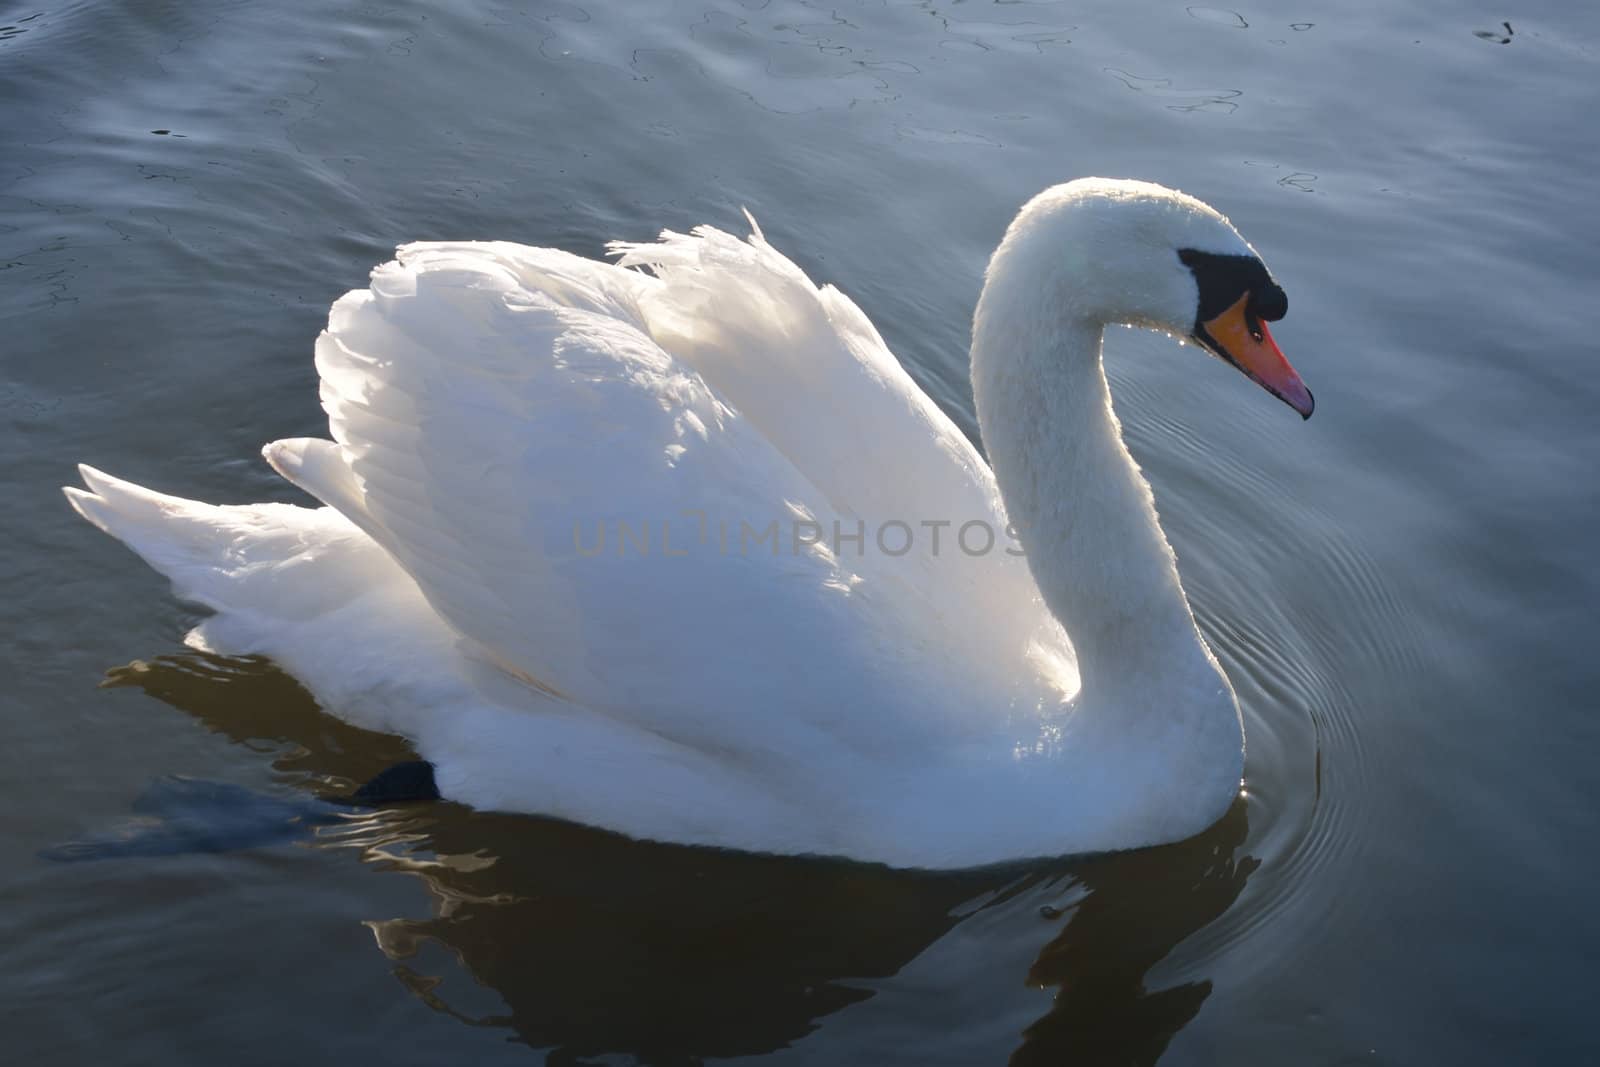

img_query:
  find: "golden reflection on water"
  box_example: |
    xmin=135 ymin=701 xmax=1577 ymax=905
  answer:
xmin=106 ymin=652 xmax=1256 ymax=1065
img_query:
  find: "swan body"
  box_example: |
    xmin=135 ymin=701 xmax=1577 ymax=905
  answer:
xmin=67 ymin=179 xmax=1310 ymax=869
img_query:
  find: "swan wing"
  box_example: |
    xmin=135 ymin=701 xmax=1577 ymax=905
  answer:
xmin=612 ymin=222 xmax=1063 ymax=672
xmin=271 ymin=242 xmax=980 ymax=763
xmin=611 ymin=222 xmax=997 ymax=527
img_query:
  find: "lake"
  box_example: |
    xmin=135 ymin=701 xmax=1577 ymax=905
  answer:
xmin=4 ymin=0 xmax=1597 ymax=1063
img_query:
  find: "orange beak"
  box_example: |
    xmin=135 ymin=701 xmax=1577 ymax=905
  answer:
xmin=1196 ymin=293 xmax=1314 ymax=419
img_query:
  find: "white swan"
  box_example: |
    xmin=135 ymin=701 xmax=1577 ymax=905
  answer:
xmin=66 ymin=179 xmax=1312 ymax=870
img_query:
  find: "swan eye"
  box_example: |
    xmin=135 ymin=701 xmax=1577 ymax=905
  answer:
xmin=1245 ymin=310 xmax=1265 ymax=343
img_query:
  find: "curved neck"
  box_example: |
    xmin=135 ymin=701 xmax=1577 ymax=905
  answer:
xmin=970 ymin=252 xmax=1220 ymax=713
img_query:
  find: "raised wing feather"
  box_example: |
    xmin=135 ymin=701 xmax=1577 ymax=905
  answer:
xmin=272 ymin=235 xmax=1074 ymax=762
xmin=276 ymin=243 xmax=968 ymax=760
xmin=613 ymin=223 xmax=1066 ymax=676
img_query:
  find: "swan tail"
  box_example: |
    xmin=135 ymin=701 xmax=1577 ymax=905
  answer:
xmin=66 ymin=462 xmax=477 ymax=737
xmin=64 ymin=464 xmax=386 ymax=627
xmin=65 ymin=465 xmax=251 ymax=613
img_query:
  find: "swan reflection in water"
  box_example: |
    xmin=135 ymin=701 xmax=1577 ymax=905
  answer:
xmin=104 ymin=652 xmax=1258 ymax=1066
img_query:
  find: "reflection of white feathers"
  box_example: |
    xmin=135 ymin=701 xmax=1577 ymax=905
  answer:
xmin=68 ymin=179 xmax=1264 ymax=868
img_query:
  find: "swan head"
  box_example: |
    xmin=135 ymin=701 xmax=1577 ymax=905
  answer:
xmin=994 ymin=177 xmax=1313 ymax=418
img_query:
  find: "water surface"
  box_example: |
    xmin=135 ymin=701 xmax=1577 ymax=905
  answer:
xmin=4 ymin=0 xmax=1598 ymax=1063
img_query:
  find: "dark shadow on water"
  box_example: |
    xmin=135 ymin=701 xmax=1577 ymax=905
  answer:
xmin=39 ymin=775 xmax=340 ymax=860
xmin=1012 ymin=815 xmax=1258 ymax=1065
xmin=100 ymin=651 xmax=1258 ymax=1065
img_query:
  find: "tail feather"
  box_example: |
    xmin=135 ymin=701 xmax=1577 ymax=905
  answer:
xmin=68 ymin=464 xmax=180 ymax=540
xmin=64 ymin=463 xmax=471 ymax=738
xmin=63 ymin=464 xmax=376 ymax=618
xmin=66 ymin=466 xmax=245 ymax=611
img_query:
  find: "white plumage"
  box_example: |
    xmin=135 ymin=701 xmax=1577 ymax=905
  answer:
xmin=67 ymin=179 xmax=1296 ymax=869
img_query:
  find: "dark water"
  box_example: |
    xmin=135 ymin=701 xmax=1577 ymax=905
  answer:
xmin=5 ymin=0 xmax=1598 ymax=1062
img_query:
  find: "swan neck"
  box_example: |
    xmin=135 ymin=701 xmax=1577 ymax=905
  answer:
xmin=970 ymin=268 xmax=1213 ymax=702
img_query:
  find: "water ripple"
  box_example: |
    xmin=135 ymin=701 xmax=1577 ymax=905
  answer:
xmin=1106 ymin=68 xmax=1243 ymax=113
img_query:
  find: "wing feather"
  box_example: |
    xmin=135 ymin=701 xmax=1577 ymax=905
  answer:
xmin=614 ymin=223 xmax=1066 ymax=676
xmin=282 ymin=243 xmax=905 ymax=743
xmin=275 ymin=234 xmax=1074 ymax=761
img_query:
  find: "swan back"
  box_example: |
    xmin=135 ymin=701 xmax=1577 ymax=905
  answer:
xmin=276 ymin=240 xmax=1079 ymax=775
xmin=611 ymin=224 xmax=1058 ymax=670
